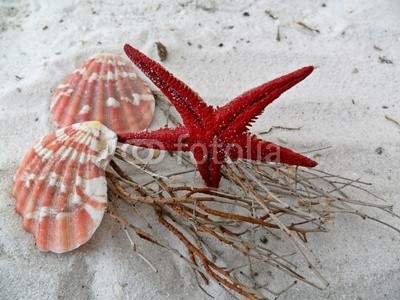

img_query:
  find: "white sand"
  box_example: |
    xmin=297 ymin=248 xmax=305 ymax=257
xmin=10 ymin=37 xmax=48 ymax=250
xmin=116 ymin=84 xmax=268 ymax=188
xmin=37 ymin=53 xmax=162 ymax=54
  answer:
xmin=1 ymin=0 xmax=399 ymax=299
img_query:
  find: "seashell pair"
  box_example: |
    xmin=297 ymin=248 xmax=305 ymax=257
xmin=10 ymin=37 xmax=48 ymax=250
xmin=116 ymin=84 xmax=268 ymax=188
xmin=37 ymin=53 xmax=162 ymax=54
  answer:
xmin=51 ymin=53 xmax=155 ymax=134
xmin=13 ymin=52 xmax=156 ymax=253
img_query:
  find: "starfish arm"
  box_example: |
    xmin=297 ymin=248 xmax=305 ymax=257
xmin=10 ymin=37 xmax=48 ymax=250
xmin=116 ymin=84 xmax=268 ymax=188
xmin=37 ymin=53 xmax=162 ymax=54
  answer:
xmin=217 ymin=66 xmax=314 ymax=138
xmin=192 ymin=147 xmax=224 ymax=188
xmin=124 ymin=44 xmax=213 ymax=128
xmin=196 ymin=159 xmax=222 ymax=188
xmin=118 ymin=126 xmax=191 ymax=151
xmin=228 ymin=134 xmax=317 ymax=167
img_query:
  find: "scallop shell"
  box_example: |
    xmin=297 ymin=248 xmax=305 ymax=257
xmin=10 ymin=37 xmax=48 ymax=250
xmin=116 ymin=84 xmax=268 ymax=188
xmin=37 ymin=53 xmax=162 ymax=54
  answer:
xmin=51 ymin=53 xmax=155 ymax=134
xmin=12 ymin=121 xmax=117 ymax=253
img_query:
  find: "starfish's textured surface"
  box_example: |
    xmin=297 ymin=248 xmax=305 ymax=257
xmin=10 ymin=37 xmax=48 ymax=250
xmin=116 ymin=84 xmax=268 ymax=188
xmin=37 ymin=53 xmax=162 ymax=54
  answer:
xmin=119 ymin=44 xmax=317 ymax=187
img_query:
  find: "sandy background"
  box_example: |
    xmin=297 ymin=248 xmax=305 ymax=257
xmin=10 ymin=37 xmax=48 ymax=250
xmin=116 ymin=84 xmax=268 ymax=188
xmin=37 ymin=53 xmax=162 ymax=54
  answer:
xmin=1 ymin=0 xmax=399 ymax=299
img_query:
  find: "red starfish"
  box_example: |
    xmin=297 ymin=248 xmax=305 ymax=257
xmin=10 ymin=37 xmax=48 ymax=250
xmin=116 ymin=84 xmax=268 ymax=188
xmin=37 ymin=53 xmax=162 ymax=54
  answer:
xmin=118 ymin=44 xmax=317 ymax=187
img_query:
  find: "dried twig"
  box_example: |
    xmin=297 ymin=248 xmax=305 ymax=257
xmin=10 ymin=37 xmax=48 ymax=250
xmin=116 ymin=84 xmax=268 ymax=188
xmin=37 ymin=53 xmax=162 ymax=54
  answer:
xmin=385 ymin=115 xmax=400 ymax=128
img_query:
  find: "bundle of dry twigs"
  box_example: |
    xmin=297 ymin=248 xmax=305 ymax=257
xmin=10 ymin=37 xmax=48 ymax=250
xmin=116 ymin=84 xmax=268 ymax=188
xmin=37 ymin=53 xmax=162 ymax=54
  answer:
xmin=105 ymin=93 xmax=399 ymax=299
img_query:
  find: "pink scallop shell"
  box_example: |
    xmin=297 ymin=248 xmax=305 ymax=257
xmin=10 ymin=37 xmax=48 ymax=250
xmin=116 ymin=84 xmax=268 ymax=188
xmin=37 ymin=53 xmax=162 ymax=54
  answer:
xmin=51 ymin=53 xmax=155 ymax=134
xmin=12 ymin=121 xmax=117 ymax=253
